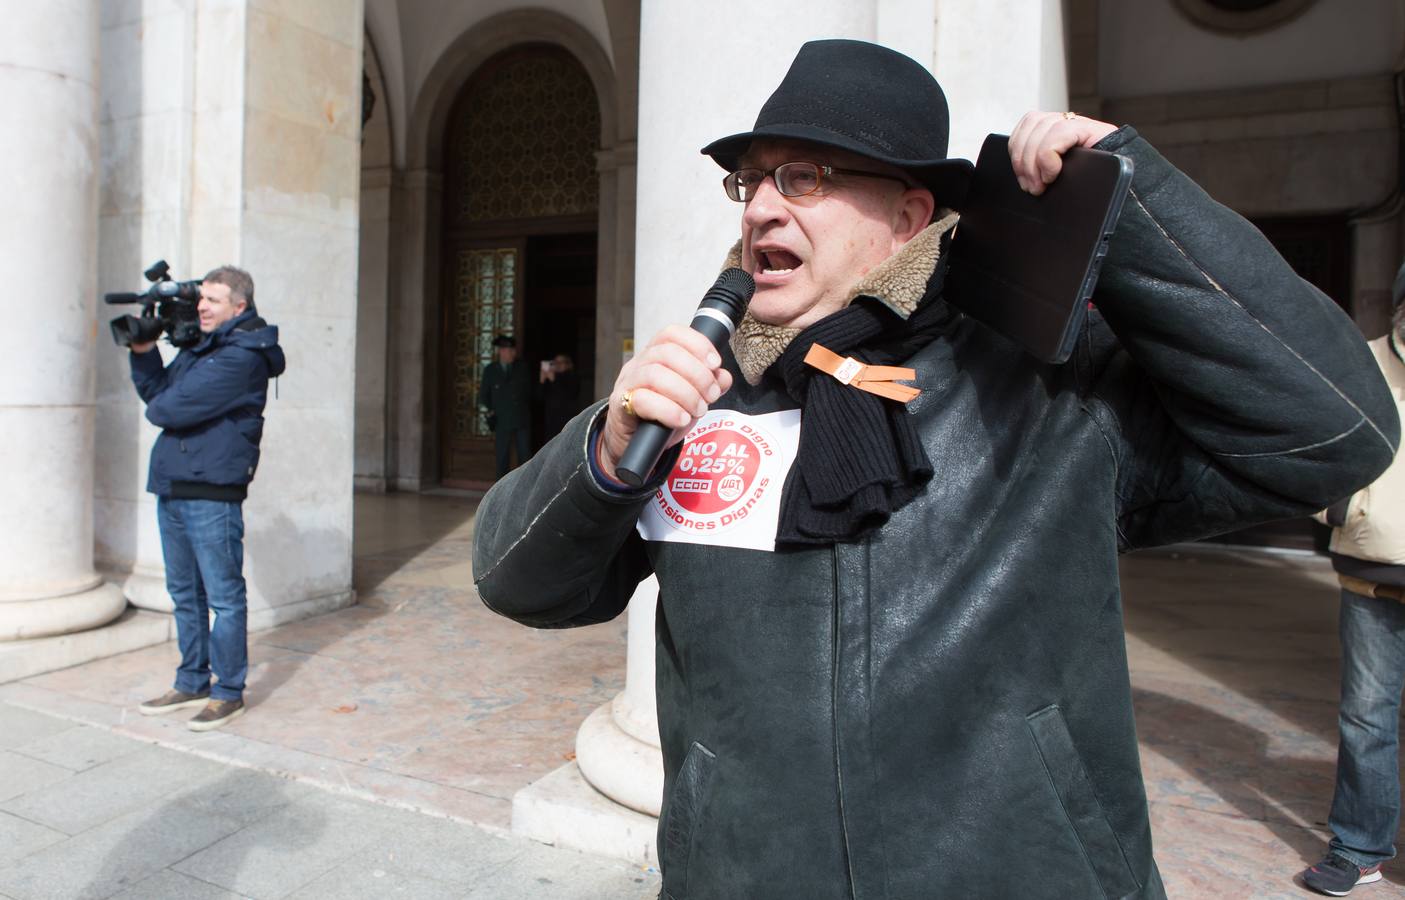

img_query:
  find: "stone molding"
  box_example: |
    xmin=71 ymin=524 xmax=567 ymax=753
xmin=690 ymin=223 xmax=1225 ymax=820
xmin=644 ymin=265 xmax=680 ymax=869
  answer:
xmin=360 ymin=164 xmax=399 ymax=190
xmin=1102 ymin=73 xmax=1395 ymax=127
xmin=402 ymin=168 xmax=443 ymax=192
xmin=595 ymin=141 xmax=637 ymax=172
xmin=0 ymin=583 xmax=127 ymax=643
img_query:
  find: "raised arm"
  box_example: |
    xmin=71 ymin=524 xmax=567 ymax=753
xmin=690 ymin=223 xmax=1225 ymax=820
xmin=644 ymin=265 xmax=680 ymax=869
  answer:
xmin=141 ymin=347 xmax=267 ymax=431
xmin=473 ymin=324 xmax=730 ymax=626
xmin=128 ymin=344 xmax=170 ymax=403
xmin=1011 ymin=116 xmax=1400 ymax=548
xmin=471 ymin=403 xmax=657 ymax=627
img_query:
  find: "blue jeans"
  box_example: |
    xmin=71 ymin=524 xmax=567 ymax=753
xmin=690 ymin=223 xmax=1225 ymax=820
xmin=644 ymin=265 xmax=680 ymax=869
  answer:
xmin=1328 ymin=587 xmax=1405 ymax=867
xmin=156 ymin=497 xmax=248 ymax=702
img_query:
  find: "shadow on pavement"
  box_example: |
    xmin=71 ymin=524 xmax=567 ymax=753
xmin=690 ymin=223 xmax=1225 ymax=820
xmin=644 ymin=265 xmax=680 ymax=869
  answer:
xmin=86 ymin=769 xmax=320 ymax=899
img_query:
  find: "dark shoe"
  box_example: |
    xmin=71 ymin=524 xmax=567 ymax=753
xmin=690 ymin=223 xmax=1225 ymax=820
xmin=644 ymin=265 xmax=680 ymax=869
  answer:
xmin=187 ymin=698 xmax=245 ymax=732
xmin=138 ymin=688 xmax=210 ymax=716
xmin=1302 ymin=853 xmax=1383 ymax=896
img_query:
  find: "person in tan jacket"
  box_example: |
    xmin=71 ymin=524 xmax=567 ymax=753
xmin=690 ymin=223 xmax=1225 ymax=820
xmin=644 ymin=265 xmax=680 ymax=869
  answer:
xmin=1303 ymin=263 xmax=1405 ymax=896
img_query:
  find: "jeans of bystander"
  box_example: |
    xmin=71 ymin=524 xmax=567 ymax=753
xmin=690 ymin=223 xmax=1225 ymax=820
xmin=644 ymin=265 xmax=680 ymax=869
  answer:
xmin=1328 ymin=587 xmax=1405 ymax=868
xmin=156 ymin=497 xmax=248 ymax=702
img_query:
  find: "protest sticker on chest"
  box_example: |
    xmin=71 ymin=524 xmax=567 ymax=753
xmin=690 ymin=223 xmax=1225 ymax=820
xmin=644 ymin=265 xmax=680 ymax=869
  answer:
xmin=636 ymin=408 xmax=801 ymax=552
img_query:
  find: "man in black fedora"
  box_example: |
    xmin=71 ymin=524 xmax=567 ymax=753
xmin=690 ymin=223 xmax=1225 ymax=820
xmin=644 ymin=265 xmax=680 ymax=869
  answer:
xmin=477 ymin=333 xmax=531 ymax=478
xmin=474 ymin=39 xmax=1398 ymax=898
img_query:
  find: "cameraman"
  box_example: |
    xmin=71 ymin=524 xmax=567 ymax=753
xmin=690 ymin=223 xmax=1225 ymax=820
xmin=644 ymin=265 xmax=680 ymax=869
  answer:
xmin=127 ymin=266 xmax=285 ymax=732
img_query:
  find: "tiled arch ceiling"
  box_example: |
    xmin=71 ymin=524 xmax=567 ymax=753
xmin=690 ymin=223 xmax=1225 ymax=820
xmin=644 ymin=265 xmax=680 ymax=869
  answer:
xmin=448 ymin=47 xmax=601 ymax=224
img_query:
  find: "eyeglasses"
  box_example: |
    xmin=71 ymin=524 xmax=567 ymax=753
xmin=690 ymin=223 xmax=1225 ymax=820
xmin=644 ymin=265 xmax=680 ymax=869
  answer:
xmin=722 ymin=161 xmax=912 ymax=202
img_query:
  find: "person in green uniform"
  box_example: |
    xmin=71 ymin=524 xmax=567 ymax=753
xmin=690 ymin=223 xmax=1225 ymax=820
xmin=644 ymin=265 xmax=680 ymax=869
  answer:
xmin=478 ymin=334 xmax=531 ymax=477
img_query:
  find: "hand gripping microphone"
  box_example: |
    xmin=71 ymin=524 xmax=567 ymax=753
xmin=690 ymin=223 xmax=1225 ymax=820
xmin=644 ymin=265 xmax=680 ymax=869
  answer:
xmin=614 ymin=267 xmax=756 ymax=487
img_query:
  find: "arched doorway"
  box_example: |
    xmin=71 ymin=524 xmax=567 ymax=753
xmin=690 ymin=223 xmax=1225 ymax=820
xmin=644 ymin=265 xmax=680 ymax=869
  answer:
xmin=438 ymin=45 xmax=601 ymax=487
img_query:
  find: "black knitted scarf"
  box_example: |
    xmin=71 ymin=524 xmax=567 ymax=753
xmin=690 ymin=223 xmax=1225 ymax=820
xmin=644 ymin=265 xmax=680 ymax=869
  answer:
xmin=774 ymin=294 xmax=957 ymax=544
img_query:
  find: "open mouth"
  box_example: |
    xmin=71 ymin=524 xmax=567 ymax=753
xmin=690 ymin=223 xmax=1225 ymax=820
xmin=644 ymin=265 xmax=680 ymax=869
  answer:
xmin=757 ymin=249 xmax=801 ymax=276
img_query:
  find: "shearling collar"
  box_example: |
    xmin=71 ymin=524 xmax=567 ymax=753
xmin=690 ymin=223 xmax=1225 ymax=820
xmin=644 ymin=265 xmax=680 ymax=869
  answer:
xmin=728 ymin=211 xmax=960 ymax=385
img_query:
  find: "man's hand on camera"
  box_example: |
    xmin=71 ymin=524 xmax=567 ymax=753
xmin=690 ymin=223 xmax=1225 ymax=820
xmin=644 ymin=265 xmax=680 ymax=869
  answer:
xmin=598 ymin=325 xmax=731 ymax=482
xmin=130 ymin=341 xmax=156 ymax=354
xmin=1008 ymin=111 xmax=1119 ymax=196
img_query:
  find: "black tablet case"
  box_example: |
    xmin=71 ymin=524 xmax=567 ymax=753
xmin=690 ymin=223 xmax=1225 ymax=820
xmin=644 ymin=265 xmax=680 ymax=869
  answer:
xmin=946 ymin=134 xmax=1133 ymax=364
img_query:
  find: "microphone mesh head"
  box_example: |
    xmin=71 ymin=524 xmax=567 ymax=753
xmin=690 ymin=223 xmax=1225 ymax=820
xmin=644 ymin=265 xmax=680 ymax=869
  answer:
xmin=703 ymin=267 xmax=756 ymax=322
xmin=716 ymin=267 xmax=755 ymax=298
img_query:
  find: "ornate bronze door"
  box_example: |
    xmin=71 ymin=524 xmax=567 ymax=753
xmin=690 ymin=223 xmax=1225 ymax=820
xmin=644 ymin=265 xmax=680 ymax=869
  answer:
xmin=440 ymin=241 xmax=523 ymax=488
xmin=436 ymin=44 xmax=601 ymax=487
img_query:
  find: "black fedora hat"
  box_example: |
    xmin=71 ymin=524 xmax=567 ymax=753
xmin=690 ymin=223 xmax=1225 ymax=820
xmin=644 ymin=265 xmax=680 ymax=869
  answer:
xmin=491 ymin=334 xmax=516 ymax=348
xmin=701 ymin=40 xmax=973 ymax=206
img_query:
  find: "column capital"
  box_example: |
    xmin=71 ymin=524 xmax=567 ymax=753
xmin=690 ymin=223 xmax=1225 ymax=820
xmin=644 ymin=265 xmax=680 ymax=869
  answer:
xmin=596 ymin=141 xmax=638 ymax=172
xmin=403 ymin=168 xmax=444 ymax=193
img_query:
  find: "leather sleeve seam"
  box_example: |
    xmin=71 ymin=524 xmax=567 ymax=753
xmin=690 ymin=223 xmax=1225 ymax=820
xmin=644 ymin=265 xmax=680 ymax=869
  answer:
xmin=474 ymin=461 xmax=585 ymax=587
xmin=1126 ymin=186 xmax=1399 ymax=458
xmin=1211 ymin=416 xmax=1367 ymax=459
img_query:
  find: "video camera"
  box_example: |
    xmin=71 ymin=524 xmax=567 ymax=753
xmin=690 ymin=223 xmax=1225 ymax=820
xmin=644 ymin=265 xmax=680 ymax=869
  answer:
xmin=104 ymin=260 xmax=203 ymax=348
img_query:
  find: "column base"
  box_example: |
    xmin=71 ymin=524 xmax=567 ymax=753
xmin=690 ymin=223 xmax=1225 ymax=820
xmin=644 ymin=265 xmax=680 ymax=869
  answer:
xmin=0 ymin=607 xmax=175 ymax=683
xmin=575 ymin=699 xmax=664 ymax=816
xmin=512 ymin=761 xmax=658 ymax=866
xmin=0 ymin=580 xmax=128 ymax=641
xmin=514 ymin=697 xmax=664 ymax=864
xmin=110 ymin=569 xmax=172 ymax=614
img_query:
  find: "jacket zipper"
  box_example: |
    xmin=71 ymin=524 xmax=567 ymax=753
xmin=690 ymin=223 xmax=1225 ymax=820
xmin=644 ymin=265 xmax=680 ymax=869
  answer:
xmin=832 ymin=544 xmax=858 ymax=899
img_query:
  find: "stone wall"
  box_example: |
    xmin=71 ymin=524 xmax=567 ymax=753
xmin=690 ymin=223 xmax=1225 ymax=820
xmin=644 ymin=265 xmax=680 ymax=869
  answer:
xmin=94 ymin=0 xmax=365 ymax=630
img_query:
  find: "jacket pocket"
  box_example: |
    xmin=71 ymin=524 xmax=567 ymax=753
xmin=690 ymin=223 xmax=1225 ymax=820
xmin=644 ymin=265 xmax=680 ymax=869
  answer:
xmin=231 ymin=419 xmax=260 ymax=481
xmin=661 ymin=741 xmax=716 ymax=900
xmin=1026 ymin=705 xmax=1139 ymax=899
xmin=198 ymin=418 xmax=258 ymax=483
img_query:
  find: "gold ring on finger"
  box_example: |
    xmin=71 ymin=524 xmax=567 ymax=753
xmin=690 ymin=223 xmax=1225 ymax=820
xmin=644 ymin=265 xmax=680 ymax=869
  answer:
xmin=621 ymin=390 xmax=635 ymax=418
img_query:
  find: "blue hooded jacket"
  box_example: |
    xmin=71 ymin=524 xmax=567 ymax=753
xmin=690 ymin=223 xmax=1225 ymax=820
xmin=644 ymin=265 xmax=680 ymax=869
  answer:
xmin=129 ymin=309 xmax=287 ymax=499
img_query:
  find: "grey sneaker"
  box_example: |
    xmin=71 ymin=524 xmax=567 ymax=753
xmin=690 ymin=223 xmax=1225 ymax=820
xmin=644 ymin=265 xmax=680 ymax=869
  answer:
xmin=187 ymin=698 xmax=245 ymax=732
xmin=1302 ymin=853 xmax=1383 ymax=896
xmin=138 ymin=688 xmax=210 ymax=716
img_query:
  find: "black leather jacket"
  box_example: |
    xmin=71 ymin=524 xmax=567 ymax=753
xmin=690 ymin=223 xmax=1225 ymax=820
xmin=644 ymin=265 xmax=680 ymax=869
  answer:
xmin=472 ymin=131 xmax=1399 ymax=899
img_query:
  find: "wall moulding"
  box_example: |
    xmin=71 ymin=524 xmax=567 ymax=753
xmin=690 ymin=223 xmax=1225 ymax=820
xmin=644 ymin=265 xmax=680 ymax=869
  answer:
xmin=1101 ymin=74 xmax=1396 ymax=126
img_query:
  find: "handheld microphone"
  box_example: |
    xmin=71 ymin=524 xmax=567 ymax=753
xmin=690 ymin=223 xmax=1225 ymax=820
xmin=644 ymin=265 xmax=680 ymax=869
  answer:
xmin=614 ymin=267 xmax=755 ymax=487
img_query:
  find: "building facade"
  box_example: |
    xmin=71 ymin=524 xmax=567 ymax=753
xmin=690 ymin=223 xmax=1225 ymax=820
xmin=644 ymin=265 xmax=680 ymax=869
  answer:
xmin=1 ymin=0 xmax=1399 ymax=862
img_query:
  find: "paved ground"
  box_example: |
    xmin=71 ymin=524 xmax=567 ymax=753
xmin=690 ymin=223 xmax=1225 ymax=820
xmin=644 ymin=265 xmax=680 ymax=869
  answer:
xmin=0 ymin=703 xmax=660 ymax=900
xmin=0 ymin=492 xmax=1402 ymax=899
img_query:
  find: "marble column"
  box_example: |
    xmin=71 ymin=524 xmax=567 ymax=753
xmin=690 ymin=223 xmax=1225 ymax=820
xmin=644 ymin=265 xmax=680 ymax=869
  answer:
xmin=233 ymin=0 xmax=364 ymax=629
xmin=93 ymin=0 xmax=365 ymax=633
xmin=593 ymin=141 xmax=638 ymax=400
xmin=94 ymin=0 xmax=201 ymax=616
xmin=0 ymin=0 xmax=127 ymax=640
xmin=355 ymin=166 xmax=396 ymax=493
xmin=935 ymin=0 xmax=1070 ymax=161
xmin=355 ymin=43 xmax=396 ymax=494
xmin=388 ymin=169 xmax=443 ymax=492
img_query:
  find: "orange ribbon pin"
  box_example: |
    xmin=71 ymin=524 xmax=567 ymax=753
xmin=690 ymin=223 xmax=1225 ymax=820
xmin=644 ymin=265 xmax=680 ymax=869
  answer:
xmin=803 ymin=343 xmax=920 ymax=403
